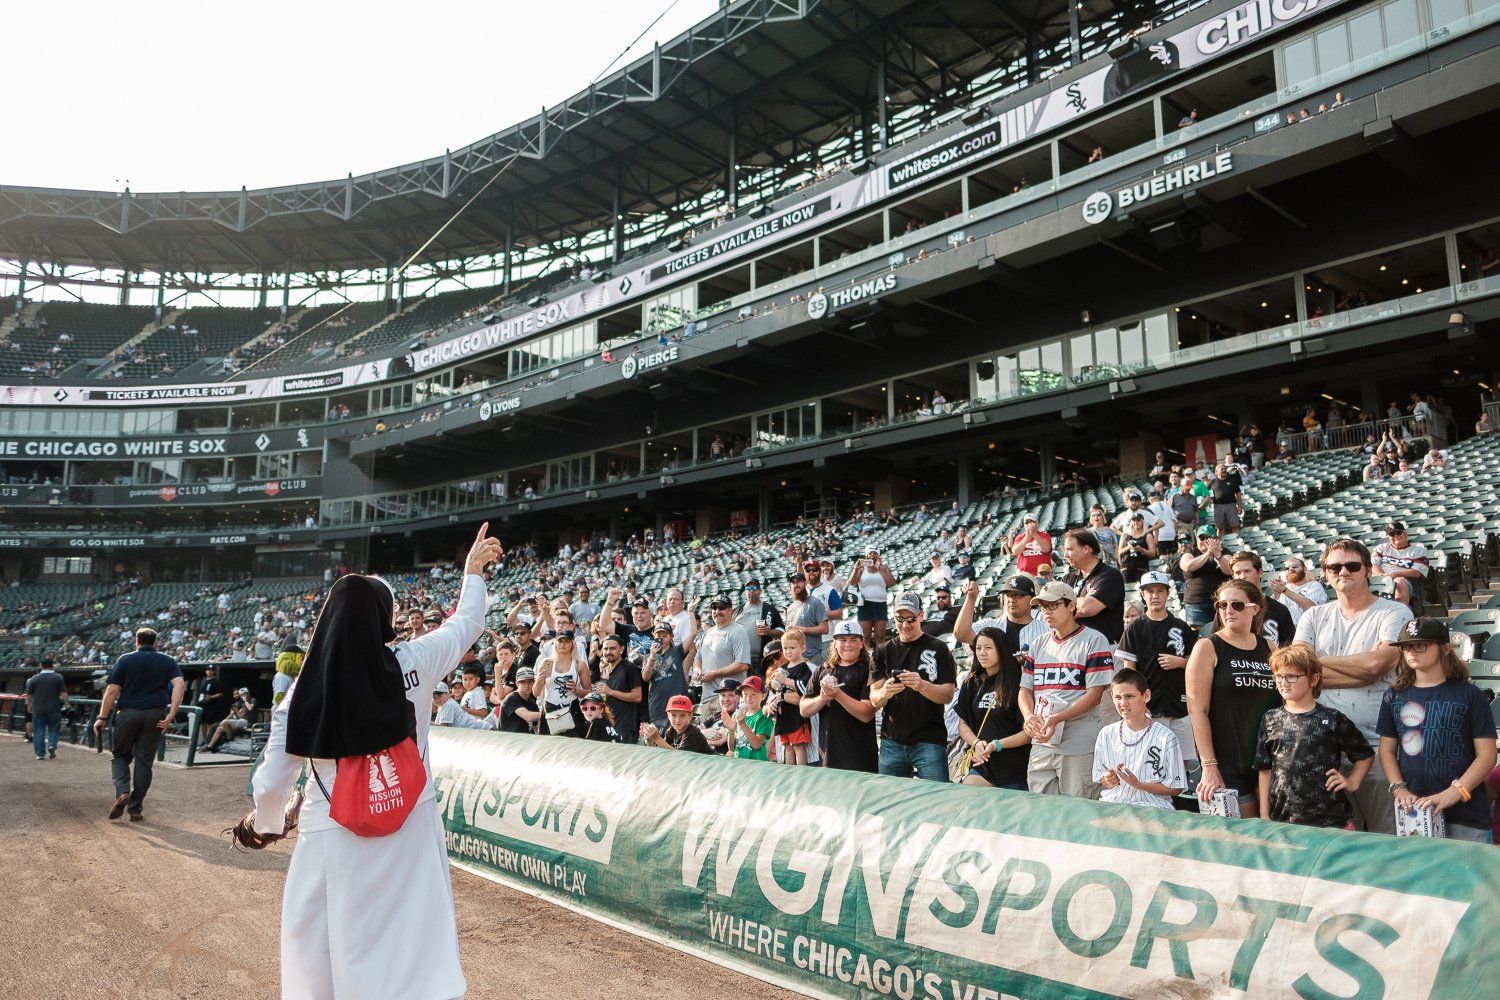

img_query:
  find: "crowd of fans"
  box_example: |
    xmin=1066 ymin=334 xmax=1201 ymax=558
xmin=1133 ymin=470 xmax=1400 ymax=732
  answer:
xmin=12 ymin=406 xmax=1500 ymax=843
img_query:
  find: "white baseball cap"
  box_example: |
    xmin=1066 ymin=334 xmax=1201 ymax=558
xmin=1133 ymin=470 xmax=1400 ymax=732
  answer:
xmin=1139 ymin=571 xmax=1173 ymax=589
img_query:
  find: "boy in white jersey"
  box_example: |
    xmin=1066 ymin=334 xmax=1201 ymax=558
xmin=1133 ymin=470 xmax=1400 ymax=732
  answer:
xmin=1093 ymin=668 xmax=1187 ymax=810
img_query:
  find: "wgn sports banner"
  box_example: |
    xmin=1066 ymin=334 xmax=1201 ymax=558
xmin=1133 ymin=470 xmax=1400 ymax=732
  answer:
xmin=432 ymin=730 xmax=1499 ymax=999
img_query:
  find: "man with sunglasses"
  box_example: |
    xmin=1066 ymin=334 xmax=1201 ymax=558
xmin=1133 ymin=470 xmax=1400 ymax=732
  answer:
xmin=1293 ymin=537 xmax=1412 ymax=834
xmin=1269 ymin=555 xmax=1326 ymax=625
xmin=1018 ymin=581 xmax=1114 ymax=799
xmin=1371 ymin=520 xmax=1428 ymax=610
xmin=735 ymin=578 xmax=783 ymax=664
xmin=1061 ymin=528 xmax=1126 ymax=644
xmin=690 ymin=593 xmax=751 ymax=726
xmin=871 ymin=593 xmax=957 ymax=781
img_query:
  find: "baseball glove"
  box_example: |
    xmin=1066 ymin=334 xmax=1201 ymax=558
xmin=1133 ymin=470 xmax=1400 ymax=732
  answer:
xmin=227 ymin=791 xmax=305 ymax=851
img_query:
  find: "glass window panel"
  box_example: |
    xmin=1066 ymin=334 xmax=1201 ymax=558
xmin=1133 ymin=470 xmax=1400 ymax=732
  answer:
xmin=1040 ymin=341 xmax=1063 ymax=376
xmin=1095 ymin=327 xmax=1120 ymax=368
xmin=1069 ymin=333 xmax=1094 ymax=376
xmin=1382 ymin=0 xmax=1419 ymax=45
xmin=1348 ymin=10 xmax=1385 ymax=60
xmin=1430 ymin=0 xmax=1469 ymax=27
xmin=1119 ymin=325 xmax=1144 ymax=367
xmin=1283 ymin=37 xmax=1318 ymax=87
xmin=1144 ymin=314 xmax=1172 ymax=361
xmin=995 ymin=355 xmax=1018 ymax=396
xmin=1314 ymin=25 xmax=1350 ymax=75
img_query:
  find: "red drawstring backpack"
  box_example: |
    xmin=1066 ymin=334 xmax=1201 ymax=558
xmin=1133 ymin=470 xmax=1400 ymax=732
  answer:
xmin=312 ymin=736 xmax=426 ymax=837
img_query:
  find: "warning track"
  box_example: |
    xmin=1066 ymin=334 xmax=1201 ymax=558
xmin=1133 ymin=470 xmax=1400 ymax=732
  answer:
xmin=0 ymin=734 xmax=801 ymax=999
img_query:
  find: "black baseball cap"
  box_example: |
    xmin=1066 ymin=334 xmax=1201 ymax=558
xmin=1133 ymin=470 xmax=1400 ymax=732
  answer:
xmin=1386 ymin=520 xmax=1406 ymax=533
xmin=934 ymin=585 xmax=951 ymax=594
xmin=997 ymin=575 xmax=1035 ymax=596
xmin=1389 ymin=617 xmax=1447 ymax=646
xmin=787 ymin=571 xmax=807 ymax=582
xmin=709 ymin=593 xmax=733 ymax=608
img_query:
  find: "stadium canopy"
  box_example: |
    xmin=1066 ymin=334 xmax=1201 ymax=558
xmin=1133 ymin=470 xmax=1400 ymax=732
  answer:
xmin=0 ymin=0 xmax=1150 ymax=278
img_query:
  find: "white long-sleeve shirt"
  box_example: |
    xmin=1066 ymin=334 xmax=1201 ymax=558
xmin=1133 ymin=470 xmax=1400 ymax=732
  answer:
xmin=252 ymin=573 xmax=488 ymax=834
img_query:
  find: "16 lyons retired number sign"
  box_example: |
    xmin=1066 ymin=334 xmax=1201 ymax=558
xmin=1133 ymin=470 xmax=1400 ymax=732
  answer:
xmin=432 ymin=730 xmax=1499 ymax=1000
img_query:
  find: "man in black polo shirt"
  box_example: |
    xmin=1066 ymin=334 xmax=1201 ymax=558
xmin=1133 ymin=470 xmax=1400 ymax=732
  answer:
xmin=93 ymin=627 xmax=185 ymax=822
xmin=872 ymin=593 xmax=957 ymax=781
xmin=1061 ymin=528 xmax=1126 ymax=644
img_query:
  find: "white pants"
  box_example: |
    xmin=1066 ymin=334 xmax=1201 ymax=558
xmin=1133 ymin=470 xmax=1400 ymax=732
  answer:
xmin=281 ymin=796 xmax=465 ymax=999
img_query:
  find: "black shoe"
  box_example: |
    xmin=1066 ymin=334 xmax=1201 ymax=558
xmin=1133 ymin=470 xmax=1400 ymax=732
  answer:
xmin=129 ymin=812 xmax=144 ymax=822
xmin=109 ymin=793 xmax=130 ymax=819
xmin=47 ymin=749 xmax=56 ymax=759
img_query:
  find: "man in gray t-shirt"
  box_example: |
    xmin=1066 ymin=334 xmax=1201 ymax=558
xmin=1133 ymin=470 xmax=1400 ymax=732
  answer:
xmin=1293 ymin=538 xmax=1412 ymax=834
xmin=782 ymin=572 xmax=830 ymax=661
xmin=25 ymin=658 xmax=69 ymax=760
xmin=693 ymin=594 xmax=751 ymax=724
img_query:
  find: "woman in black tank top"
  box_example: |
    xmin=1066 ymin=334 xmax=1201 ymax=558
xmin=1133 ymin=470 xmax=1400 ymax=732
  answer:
xmin=1185 ymin=578 xmax=1278 ymax=817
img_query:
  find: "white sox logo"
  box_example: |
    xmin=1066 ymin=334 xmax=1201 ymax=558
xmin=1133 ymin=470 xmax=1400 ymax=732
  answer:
xmin=1034 ymin=666 xmax=1082 ymax=687
xmin=1166 ymin=627 xmax=1186 ymax=657
xmin=917 ymin=649 xmax=939 ymax=680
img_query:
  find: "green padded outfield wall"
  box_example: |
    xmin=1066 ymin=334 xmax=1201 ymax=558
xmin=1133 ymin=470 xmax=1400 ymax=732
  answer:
xmin=431 ymin=730 xmax=1500 ymax=999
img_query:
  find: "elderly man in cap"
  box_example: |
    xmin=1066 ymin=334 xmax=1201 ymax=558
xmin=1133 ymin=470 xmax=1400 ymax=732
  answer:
xmin=498 ymin=668 xmax=542 ymax=733
xmin=1018 ymin=581 xmax=1114 ymax=799
xmin=870 ymin=593 xmax=957 ymax=781
xmin=689 ymin=592 xmax=750 ymax=726
xmin=1011 ymin=513 xmax=1053 ymax=578
xmin=955 ymin=574 xmax=1047 ymax=654
xmin=1372 ymin=520 xmax=1429 ymax=610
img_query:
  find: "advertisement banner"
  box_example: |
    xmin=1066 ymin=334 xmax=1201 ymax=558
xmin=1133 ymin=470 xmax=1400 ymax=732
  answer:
xmin=0 ymin=360 xmax=389 ymax=408
xmin=432 ymin=731 xmax=1499 ymax=1000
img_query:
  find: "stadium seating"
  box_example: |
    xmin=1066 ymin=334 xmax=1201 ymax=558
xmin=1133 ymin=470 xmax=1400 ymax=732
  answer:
xmin=335 ymin=285 xmax=501 ymax=359
xmin=127 ymin=306 xmax=280 ymax=377
xmin=251 ymin=301 xmax=394 ymax=371
xmin=0 ymin=302 xmax=155 ymax=379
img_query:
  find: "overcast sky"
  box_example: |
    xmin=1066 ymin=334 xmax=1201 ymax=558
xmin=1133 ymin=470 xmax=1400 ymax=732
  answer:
xmin=7 ymin=0 xmax=718 ymax=193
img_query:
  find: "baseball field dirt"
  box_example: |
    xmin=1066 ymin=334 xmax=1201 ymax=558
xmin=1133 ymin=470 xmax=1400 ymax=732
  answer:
xmin=0 ymin=733 xmax=802 ymax=999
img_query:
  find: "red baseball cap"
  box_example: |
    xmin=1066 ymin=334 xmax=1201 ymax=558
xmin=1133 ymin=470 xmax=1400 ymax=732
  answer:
xmin=739 ymin=676 xmax=764 ymax=693
xmin=666 ymin=695 xmax=694 ymax=713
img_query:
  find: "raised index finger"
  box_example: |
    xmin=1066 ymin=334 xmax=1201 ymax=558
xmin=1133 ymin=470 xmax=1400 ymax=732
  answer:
xmin=474 ymin=521 xmax=491 ymax=546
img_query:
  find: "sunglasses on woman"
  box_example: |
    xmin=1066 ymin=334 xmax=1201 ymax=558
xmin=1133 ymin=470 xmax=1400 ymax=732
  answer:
xmin=1214 ymin=599 xmax=1259 ymax=612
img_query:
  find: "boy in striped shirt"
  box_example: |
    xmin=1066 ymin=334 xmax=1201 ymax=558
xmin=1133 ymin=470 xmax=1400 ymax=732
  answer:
xmin=1018 ymin=581 xmax=1116 ymax=799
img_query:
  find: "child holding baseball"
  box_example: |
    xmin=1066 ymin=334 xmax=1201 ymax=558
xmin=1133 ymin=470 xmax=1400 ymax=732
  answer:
xmin=1092 ymin=668 xmax=1188 ymax=810
xmin=1378 ymin=618 xmax=1497 ymax=842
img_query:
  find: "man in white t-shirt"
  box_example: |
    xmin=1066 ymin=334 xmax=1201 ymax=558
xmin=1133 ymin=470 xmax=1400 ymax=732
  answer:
xmin=1293 ymin=537 xmax=1412 ymax=834
xmin=1144 ymin=488 xmax=1177 ymax=556
xmin=1269 ymin=555 xmax=1326 ymax=625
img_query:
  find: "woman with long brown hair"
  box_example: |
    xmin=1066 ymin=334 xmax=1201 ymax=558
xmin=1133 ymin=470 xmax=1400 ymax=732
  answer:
xmin=1186 ymin=577 xmax=1278 ymax=817
xmin=956 ymin=626 xmax=1030 ymax=788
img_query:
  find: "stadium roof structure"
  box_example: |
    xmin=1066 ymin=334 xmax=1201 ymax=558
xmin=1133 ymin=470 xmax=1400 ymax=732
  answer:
xmin=0 ymin=0 xmax=1143 ymax=277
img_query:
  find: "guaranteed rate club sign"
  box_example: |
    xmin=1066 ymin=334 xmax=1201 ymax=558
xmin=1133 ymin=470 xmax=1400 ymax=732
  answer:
xmin=433 ymin=731 xmax=1500 ymax=1000
xmin=1082 ymin=151 xmax=1235 ymax=224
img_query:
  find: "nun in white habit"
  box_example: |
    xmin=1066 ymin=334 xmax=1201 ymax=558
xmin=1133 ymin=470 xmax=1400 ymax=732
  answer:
xmin=251 ymin=523 xmax=501 ymax=999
